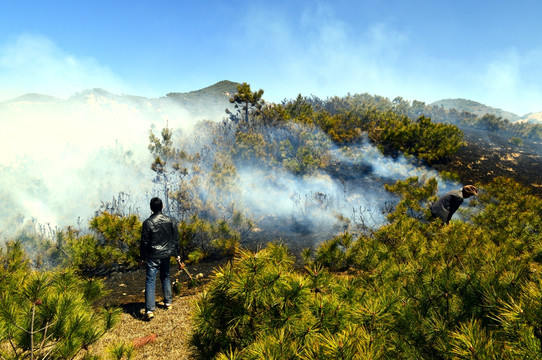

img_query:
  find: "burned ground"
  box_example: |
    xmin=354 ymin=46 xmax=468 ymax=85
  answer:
xmin=97 ymin=259 xmax=222 ymax=308
xmin=433 ymin=126 xmax=542 ymax=196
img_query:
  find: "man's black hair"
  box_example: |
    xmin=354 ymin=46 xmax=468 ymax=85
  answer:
xmin=150 ymin=197 xmax=163 ymax=213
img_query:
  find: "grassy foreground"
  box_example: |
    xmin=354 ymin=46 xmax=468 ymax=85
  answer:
xmin=87 ymin=292 xmax=199 ymax=360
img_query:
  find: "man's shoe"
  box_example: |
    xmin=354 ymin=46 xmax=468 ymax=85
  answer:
xmin=144 ymin=312 xmax=154 ymax=320
xmin=165 ymin=303 xmax=172 ymax=310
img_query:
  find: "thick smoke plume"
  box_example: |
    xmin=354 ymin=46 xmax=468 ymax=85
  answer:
xmin=0 ymin=90 xmax=199 ymax=239
xmin=236 ymin=136 xmax=458 ymax=245
xmin=1 ymin=90 xmax=459 ymax=244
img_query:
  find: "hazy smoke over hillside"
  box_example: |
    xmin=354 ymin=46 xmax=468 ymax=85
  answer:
xmin=0 ymin=91 xmax=200 ymax=239
xmin=237 ymin=138 xmax=455 ymax=243
xmin=0 ymin=90 xmax=459 ymax=243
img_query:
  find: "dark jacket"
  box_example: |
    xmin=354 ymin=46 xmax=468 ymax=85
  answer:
xmin=430 ymin=190 xmax=464 ymax=224
xmin=140 ymin=211 xmax=180 ymax=260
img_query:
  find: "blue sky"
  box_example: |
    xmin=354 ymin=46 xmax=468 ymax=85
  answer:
xmin=1 ymin=0 xmax=541 ymax=115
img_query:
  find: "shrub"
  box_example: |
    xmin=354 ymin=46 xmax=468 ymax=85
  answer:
xmin=190 ymin=177 xmax=542 ymax=359
xmin=0 ymin=241 xmax=121 ymax=359
xmin=179 ymin=213 xmax=252 ymax=263
xmin=52 ymin=212 xmax=141 ymax=273
xmin=190 ymin=243 xmax=388 ymax=359
xmin=370 ymin=115 xmax=464 ymax=163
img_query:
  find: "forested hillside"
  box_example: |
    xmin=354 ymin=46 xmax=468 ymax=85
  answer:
xmin=2 ymin=82 xmax=541 ymax=359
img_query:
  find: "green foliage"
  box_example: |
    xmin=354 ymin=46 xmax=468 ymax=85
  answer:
xmin=314 ymin=232 xmax=354 ymax=271
xmin=280 ymin=95 xmax=463 ymax=163
xmin=283 ymin=94 xmax=315 ymax=123
xmin=232 ymin=131 xmax=274 ymax=165
xmin=383 ymin=176 xmax=438 ymax=222
xmin=190 ymin=177 xmax=542 ymax=359
xmin=279 ymin=126 xmax=332 ymax=175
xmin=89 ymin=212 xmax=141 ymax=266
xmin=370 ymin=115 xmax=464 ymax=163
xmin=509 ymin=136 xmax=524 ymax=147
xmin=477 ymin=114 xmax=508 ymax=132
xmin=179 ymin=213 xmax=253 ymax=262
xmin=227 ymin=82 xmax=265 ymax=129
xmin=108 ymin=340 xmax=135 ymax=360
xmin=53 ymin=212 xmax=141 ymax=272
xmin=191 ymin=244 xmax=297 ymax=358
xmin=0 ymin=242 xmax=121 ymax=359
xmin=190 ymin=243 xmax=388 ymax=359
xmin=440 ymin=170 xmax=462 ymax=182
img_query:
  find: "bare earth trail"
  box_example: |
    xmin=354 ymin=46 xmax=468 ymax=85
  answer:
xmin=89 ymin=260 xmax=223 ymax=360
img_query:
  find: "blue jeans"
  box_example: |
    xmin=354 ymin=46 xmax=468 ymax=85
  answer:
xmin=145 ymin=257 xmax=172 ymax=312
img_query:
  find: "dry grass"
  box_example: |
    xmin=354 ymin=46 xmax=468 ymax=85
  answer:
xmin=88 ymin=291 xmax=201 ymax=359
xmin=83 ymin=259 xmax=224 ymax=360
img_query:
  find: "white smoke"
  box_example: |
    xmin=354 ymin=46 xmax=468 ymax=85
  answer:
xmin=0 ymin=90 xmax=211 ymax=240
xmin=236 ymin=4 xmax=542 ymax=116
xmin=237 ymin=135 xmax=459 ymax=242
xmin=0 ymin=86 xmax=463 ymax=246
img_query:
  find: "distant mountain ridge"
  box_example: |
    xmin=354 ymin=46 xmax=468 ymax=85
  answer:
xmin=520 ymin=111 xmax=542 ymax=124
xmin=2 ymin=80 xmax=240 ymax=105
xmin=429 ymin=98 xmax=542 ymax=125
xmin=4 ymin=93 xmax=63 ymax=104
xmin=430 ymin=98 xmax=522 ymax=122
xmin=4 ymin=81 xmax=541 ymax=125
xmin=2 ymin=80 xmax=240 ymax=121
xmin=166 ymin=80 xmax=239 ymax=101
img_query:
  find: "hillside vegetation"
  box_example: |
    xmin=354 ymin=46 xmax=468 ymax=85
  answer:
xmin=2 ymin=83 xmax=542 ymax=359
xmin=191 ymin=177 xmax=542 ymax=359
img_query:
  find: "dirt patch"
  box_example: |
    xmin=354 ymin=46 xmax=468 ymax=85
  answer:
xmin=88 ymin=259 xmax=225 ymax=359
xmin=89 ymin=292 xmax=200 ymax=359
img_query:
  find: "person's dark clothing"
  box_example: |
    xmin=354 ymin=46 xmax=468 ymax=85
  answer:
xmin=140 ymin=210 xmax=179 ymax=314
xmin=430 ymin=190 xmax=464 ymax=224
xmin=140 ymin=211 xmax=179 ymax=260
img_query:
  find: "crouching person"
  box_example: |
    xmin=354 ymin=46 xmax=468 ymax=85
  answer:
xmin=430 ymin=185 xmax=478 ymax=225
xmin=140 ymin=197 xmax=180 ymax=320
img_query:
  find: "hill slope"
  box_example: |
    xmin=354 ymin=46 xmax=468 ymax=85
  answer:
xmin=432 ymin=124 xmax=542 ymax=195
xmin=431 ymin=98 xmax=521 ymax=121
xmin=520 ymin=111 xmax=542 ymax=124
xmin=165 ymin=80 xmax=239 ymax=119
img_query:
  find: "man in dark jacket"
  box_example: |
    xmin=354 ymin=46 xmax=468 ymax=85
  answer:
xmin=430 ymin=185 xmax=478 ymax=224
xmin=140 ymin=197 xmax=180 ymax=320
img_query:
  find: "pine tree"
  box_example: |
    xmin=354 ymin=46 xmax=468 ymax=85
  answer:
xmin=227 ymin=82 xmax=264 ymax=130
xmin=190 ymin=177 xmax=542 ymax=359
xmin=0 ymin=241 xmax=121 ymax=359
